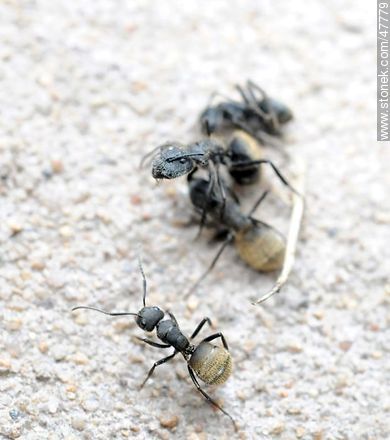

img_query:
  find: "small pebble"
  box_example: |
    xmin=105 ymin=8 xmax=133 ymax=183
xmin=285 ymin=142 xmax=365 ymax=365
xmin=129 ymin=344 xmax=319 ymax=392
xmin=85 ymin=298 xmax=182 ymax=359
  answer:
xmin=50 ymin=345 xmax=69 ymax=361
xmin=5 ymin=319 xmax=22 ymax=331
xmin=130 ymin=426 xmax=140 ymax=433
xmin=339 ymin=341 xmax=353 ymax=352
xmin=82 ymin=398 xmax=100 ymax=412
xmin=50 ymin=159 xmax=63 ymax=173
xmin=47 ymin=398 xmax=59 ymax=414
xmin=67 ymin=352 xmax=89 ymax=365
xmin=66 ymin=384 xmax=77 ymax=393
xmin=187 ymin=434 xmax=207 ymax=440
xmin=31 ymin=260 xmax=45 ymax=271
xmin=371 ymin=351 xmax=383 ymax=359
xmin=236 ymin=390 xmax=247 ymax=401
xmin=287 ymin=343 xmax=303 ymax=353
xmin=186 ymin=295 xmax=199 ymax=312
xmin=130 ymin=194 xmax=142 ymax=205
xmin=270 ymin=422 xmax=285 ymax=435
xmin=313 ymin=431 xmax=323 ymax=440
xmin=287 ymin=407 xmax=301 ymax=415
xmin=159 ymin=415 xmax=179 ymax=430
xmin=8 ymin=220 xmax=23 ymax=236
xmin=38 ymin=341 xmax=49 ymax=354
xmin=59 ymin=225 xmax=73 ymax=238
xmin=71 ymin=415 xmax=86 ymax=431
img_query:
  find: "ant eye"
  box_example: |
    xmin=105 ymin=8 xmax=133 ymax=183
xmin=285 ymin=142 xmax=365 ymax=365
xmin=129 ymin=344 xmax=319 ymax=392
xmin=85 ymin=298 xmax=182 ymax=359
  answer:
xmin=179 ymin=158 xmax=187 ymax=164
xmin=141 ymin=319 xmax=146 ymax=327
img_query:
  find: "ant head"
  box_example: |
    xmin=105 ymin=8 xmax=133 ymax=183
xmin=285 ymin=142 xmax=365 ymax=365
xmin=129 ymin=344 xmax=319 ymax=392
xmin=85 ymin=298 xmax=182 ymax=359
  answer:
xmin=259 ymin=97 xmax=293 ymax=124
xmin=136 ymin=306 xmax=164 ymax=332
xmin=135 ymin=256 xmax=164 ymax=331
xmin=152 ymin=144 xmax=194 ymax=179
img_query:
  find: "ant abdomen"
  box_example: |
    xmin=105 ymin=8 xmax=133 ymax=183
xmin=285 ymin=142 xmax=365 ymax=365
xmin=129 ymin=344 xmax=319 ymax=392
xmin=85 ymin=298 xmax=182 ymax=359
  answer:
xmin=235 ymin=221 xmax=286 ymax=272
xmin=228 ymin=130 xmax=263 ymax=185
xmin=189 ymin=342 xmax=233 ymax=386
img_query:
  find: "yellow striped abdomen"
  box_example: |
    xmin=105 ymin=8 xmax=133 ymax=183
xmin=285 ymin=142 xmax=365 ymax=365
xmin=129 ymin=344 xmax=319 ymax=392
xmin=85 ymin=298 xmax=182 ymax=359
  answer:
xmin=189 ymin=342 xmax=232 ymax=385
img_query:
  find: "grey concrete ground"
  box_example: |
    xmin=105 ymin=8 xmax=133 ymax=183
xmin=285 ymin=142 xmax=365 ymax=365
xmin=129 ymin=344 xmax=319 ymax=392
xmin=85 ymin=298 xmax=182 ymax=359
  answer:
xmin=0 ymin=1 xmax=388 ymax=439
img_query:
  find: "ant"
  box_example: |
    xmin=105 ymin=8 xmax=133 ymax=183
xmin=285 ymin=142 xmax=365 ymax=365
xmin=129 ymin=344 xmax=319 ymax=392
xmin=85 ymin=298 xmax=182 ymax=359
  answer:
xmin=187 ymin=156 xmax=305 ymax=305
xmin=72 ymin=258 xmax=236 ymax=428
xmin=186 ymin=173 xmax=286 ymax=294
xmin=200 ymin=80 xmax=293 ymax=140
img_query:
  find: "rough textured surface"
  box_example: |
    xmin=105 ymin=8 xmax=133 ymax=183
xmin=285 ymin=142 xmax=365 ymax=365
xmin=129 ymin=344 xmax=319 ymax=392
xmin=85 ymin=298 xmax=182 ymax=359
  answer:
xmin=0 ymin=1 xmax=388 ymax=439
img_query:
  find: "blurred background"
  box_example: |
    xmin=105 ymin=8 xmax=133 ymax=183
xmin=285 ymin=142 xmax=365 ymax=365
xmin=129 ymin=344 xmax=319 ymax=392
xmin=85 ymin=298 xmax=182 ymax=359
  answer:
xmin=0 ymin=1 xmax=388 ymax=439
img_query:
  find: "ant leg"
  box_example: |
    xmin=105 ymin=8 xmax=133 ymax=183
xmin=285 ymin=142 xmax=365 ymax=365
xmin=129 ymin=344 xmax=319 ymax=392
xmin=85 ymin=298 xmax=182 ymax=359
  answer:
xmin=247 ymin=190 xmax=269 ymax=217
xmin=231 ymin=159 xmax=300 ymax=196
xmin=167 ymin=311 xmax=178 ymax=326
xmin=226 ymin=186 xmax=240 ymax=205
xmin=215 ymin=163 xmax=227 ymax=218
xmin=207 ymin=91 xmax=238 ymax=106
xmin=231 ymin=116 xmax=284 ymax=149
xmin=140 ymin=351 xmax=178 ymax=389
xmin=136 ymin=336 xmax=170 ymax=349
xmin=231 ymin=118 xmax=269 ymax=144
xmin=200 ymin=332 xmax=229 ymax=350
xmin=236 ymin=82 xmax=268 ymax=121
xmin=186 ymin=233 xmax=234 ymax=297
xmin=187 ymin=366 xmax=236 ymax=429
xmin=246 ymin=81 xmax=280 ymax=132
xmin=196 ymin=169 xmax=216 ymax=238
xmin=190 ymin=318 xmax=212 ymax=340
xmin=236 ymin=84 xmax=252 ymax=107
xmin=186 ymin=167 xmax=199 ymax=183
xmin=246 ymin=80 xmax=267 ymax=97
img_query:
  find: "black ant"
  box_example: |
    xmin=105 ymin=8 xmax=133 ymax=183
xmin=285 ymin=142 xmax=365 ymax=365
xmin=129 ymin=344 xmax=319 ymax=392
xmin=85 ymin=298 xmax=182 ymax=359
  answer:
xmin=151 ymin=138 xmax=295 ymax=192
xmin=72 ymin=259 xmax=236 ymax=428
xmin=187 ymin=173 xmax=286 ymax=294
xmin=187 ymin=155 xmax=306 ymax=305
xmin=200 ymin=80 xmax=293 ymax=140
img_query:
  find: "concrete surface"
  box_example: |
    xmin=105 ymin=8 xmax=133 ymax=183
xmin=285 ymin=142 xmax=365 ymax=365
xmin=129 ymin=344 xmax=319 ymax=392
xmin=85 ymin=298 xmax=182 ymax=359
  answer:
xmin=0 ymin=1 xmax=388 ymax=439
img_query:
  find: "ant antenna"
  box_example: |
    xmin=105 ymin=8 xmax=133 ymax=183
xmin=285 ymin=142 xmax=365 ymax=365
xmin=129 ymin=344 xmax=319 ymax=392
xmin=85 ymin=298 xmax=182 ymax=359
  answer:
xmin=72 ymin=306 xmax=139 ymax=317
xmin=138 ymin=255 xmax=147 ymax=307
xmin=139 ymin=145 xmax=162 ymax=169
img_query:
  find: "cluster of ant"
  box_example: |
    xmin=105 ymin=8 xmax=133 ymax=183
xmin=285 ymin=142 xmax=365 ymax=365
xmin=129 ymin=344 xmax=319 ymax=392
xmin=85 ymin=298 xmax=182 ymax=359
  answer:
xmin=150 ymin=80 xmax=304 ymax=297
xmin=73 ymin=81 xmax=304 ymax=430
